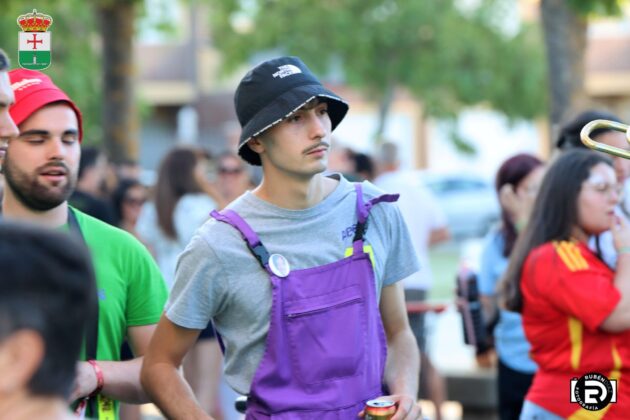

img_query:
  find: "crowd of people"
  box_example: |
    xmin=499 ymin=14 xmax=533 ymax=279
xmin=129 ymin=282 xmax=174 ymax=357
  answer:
xmin=2 ymin=45 xmax=630 ymax=420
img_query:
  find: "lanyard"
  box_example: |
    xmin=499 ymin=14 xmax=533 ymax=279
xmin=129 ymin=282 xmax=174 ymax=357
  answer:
xmin=67 ymin=209 xmax=97 ymax=366
xmin=68 ymin=209 xmax=110 ymax=419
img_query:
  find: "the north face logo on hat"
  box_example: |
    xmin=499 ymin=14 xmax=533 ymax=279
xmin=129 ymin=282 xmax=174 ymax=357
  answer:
xmin=235 ymin=56 xmax=348 ymax=166
xmin=272 ymin=64 xmax=302 ymax=79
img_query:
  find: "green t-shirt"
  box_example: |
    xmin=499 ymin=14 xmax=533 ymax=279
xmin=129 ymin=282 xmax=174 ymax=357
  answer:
xmin=71 ymin=208 xmax=167 ymax=418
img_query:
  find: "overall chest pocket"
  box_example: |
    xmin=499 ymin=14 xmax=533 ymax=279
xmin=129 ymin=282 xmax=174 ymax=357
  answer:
xmin=284 ymin=285 xmax=367 ymax=385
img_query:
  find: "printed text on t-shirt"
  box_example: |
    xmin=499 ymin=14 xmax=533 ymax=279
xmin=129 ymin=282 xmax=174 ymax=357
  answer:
xmin=341 ymin=224 xmax=357 ymax=240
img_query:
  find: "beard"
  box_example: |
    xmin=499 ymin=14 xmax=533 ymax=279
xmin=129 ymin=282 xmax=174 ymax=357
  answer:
xmin=3 ymin=157 xmax=76 ymax=211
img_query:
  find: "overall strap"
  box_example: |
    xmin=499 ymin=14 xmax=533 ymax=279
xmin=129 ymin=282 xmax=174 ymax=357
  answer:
xmin=352 ymin=183 xmax=399 ymax=247
xmin=210 ymin=209 xmax=270 ymax=268
xmin=68 ymin=208 xmax=100 ymax=418
xmin=210 ymin=209 xmax=272 ymax=357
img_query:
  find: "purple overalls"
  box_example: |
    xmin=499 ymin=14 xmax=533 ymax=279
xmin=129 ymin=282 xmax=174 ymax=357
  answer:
xmin=210 ymin=184 xmax=399 ymax=419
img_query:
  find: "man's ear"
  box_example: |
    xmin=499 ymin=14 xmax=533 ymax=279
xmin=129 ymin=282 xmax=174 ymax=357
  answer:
xmin=247 ymin=137 xmax=265 ymax=154
xmin=0 ymin=330 xmax=44 ymax=395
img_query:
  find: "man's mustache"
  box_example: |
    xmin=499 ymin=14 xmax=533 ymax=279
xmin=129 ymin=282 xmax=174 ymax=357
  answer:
xmin=37 ymin=162 xmax=70 ymax=174
xmin=303 ymin=142 xmax=330 ymax=154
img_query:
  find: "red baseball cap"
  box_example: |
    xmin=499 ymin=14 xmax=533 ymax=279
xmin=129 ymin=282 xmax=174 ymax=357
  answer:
xmin=8 ymin=69 xmax=83 ymax=142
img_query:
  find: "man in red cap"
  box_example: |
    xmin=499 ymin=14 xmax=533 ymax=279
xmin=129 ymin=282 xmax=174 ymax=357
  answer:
xmin=0 ymin=49 xmax=19 ymax=172
xmin=2 ymin=68 xmax=168 ymax=420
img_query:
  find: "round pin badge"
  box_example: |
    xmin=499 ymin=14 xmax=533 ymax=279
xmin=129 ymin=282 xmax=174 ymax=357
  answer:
xmin=268 ymin=253 xmax=290 ymax=278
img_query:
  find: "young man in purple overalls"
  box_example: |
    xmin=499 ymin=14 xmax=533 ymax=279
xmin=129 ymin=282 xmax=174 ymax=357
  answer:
xmin=142 ymin=56 xmax=423 ymax=419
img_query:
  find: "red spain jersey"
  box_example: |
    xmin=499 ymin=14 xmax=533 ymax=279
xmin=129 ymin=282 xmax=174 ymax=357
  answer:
xmin=521 ymin=240 xmax=630 ymax=419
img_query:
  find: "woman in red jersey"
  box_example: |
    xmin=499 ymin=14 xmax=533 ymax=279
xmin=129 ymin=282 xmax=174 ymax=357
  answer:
xmin=502 ymin=149 xmax=630 ymax=420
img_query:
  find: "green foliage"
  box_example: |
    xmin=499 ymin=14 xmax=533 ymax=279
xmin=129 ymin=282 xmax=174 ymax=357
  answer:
xmin=207 ymin=0 xmax=547 ymax=121
xmin=1 ymin=0 xmax=103 ymax=145
xmin=568 ymin=0 xmax=625 ymax=16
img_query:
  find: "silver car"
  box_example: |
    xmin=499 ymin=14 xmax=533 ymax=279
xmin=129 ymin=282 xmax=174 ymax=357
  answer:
xmin=419 ymin=172 xmax=500 ymax=239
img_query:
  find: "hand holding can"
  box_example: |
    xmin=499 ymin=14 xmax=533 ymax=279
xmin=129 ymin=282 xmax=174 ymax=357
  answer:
xmin=364 ymin=400 xmax=396 ymax=419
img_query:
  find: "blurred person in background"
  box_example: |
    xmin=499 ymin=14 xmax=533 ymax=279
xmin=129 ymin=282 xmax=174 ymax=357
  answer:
xmin=502 ymin=149 xmax=630 ymax=419
xmin=4 ymin=68 xmax=167 ymax=420
xmin=478 ymin=153 xmax=544 ymax=420
xmin=327 ymin=138 xmax=360 ymax=181
xmin=112 ymin=178 xmax=147 ymax=240
xmin=0 ymin=223 xmax=95 ymax=420
xmin=217 ymin=151 xmax=254 ymax=205
xmin=111 ymin=178 xmax=151 ymax=420
xmin=556 ymin=110 xmax=630 ymax=270
xmin=136 ymin=146 xmax=225 ymax=418
xmin=375 ymin=141 xmax=450 ymax=420
xmin=137 ymin=147 xmax=224 ymax=288
xmin=69 ymin=146 xmax=116 ymax=225
xmin=116 ymin=158 xmax=142 ymax=182
xmin=352 ymin=151 xmax=376 ymax=181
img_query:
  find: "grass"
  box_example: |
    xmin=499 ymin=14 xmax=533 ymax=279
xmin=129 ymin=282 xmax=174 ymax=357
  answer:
xmin=428 ymin=241 xmax=462 ymax=301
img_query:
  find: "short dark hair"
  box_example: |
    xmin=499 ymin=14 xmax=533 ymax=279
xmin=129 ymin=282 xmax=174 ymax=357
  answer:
xmin=0 ymin=49 xmax=10 ymax=72
xmin=501 ymin=149 xmax=613 ymax=312
xmin=353 ymin=152 xmax=375 ymax=181
xmin=556 ymin=110 xmax=622 ymax=150
xmin=78 ymin=146 xmax=104 ymax=180
xmin=0 ymin=222 xmax=96 ymax=398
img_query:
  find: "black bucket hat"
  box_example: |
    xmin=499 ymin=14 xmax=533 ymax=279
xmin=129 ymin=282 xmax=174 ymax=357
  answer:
xmin=234 ymin=56 xmax=349 ymax=166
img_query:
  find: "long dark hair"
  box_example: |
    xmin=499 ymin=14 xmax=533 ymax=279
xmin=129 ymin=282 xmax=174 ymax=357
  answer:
xmin=496 ymin=154 xmax=543 ymax=257
xmin=501 ymin=149 xmax=613 ymax=312
xmin=155 ymin=147 xmax=209 ymax=239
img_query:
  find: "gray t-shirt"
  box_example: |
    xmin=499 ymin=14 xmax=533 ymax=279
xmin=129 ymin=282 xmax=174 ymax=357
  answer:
xmin=166 ymin=175 xmax=420 ymax=394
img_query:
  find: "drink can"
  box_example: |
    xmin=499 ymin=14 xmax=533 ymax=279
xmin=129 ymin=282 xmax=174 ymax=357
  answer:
xmin=364 ymin=399 xmax=396 ymax=419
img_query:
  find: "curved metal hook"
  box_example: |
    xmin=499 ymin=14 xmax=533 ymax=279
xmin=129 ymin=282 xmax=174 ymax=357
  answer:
xmin=580 ymin=119 xmax=630 ymax=159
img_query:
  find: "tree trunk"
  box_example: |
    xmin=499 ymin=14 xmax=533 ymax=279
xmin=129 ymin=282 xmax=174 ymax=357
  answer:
xmin=98 ymin=0 xmax=137 ymax=163
xmin=373 ymin=81 xmax=395 ymax=145
xmin=540 ymin=0 xmax=589 ymax=148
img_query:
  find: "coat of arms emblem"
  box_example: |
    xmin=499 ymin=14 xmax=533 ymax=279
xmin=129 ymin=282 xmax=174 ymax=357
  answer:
xmin=17 ymin=9 xmax=53 ymax=70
